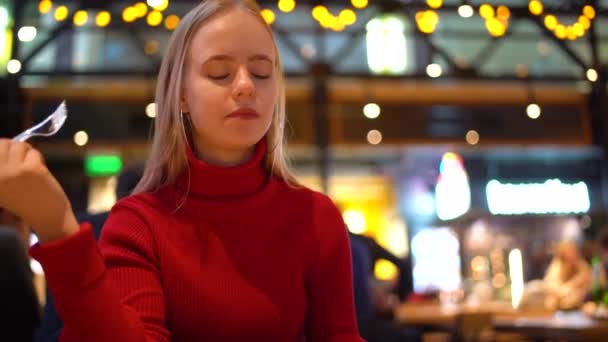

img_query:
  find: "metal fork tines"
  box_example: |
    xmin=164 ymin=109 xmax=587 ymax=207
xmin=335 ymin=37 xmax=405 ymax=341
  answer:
xmin=13 ymin=101 xmax=68 ymax=142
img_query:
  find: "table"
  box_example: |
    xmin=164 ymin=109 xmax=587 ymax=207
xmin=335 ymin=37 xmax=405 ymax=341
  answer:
xmin=494 ymin=311 xmax=608 ymax=341
xmin=395 ymin=301 xmax=608 ymax=341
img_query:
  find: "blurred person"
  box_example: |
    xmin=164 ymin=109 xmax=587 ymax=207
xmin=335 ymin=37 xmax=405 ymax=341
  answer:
xmin=349 ymin=235 xmax=421 ymax=342
xmin=0 ymin=209 xmax=41 ymax=341
xmin=35 ymin=166 xmax=143 ymax=342
xmin=543 ymin=241 xmax=591 ymax=310
xmin=0 ymin=1 xmax=363 ymax=341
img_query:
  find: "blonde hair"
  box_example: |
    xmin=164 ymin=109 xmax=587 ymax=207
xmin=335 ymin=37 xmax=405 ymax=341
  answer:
xmin=133 ymin=0 xmax=297 ymax=195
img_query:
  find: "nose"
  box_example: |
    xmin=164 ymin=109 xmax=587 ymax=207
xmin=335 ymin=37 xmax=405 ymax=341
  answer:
xmin=233 ymin=67 xmax=255 ymax=100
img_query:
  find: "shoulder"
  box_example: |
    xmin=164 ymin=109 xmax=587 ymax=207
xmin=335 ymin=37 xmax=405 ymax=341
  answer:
xmin=275 ymin=181 xmax=341 ymax=216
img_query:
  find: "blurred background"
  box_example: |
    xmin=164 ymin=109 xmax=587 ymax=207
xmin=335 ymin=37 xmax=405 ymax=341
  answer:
xmin=1 ymin=0 xmax=608 ymax=329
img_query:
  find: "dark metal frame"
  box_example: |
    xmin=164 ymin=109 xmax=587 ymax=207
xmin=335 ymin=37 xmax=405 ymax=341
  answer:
xmin=5 ymin=0 xmax=608 ymax=195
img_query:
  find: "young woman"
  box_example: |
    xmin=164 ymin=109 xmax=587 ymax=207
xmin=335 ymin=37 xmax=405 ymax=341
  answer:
xmin=0 ymin=0 xmax=363 ymax=340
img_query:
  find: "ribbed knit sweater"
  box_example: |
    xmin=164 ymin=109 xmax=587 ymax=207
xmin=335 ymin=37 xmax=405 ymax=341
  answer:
xmin=30 ymin=140 xmax=364 ymax=342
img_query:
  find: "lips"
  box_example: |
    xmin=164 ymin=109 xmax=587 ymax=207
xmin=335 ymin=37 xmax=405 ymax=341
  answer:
xmin=226 ymin=108 xmax=259 ymax=120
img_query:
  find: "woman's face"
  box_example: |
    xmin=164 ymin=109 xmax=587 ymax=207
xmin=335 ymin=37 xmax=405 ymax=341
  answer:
xmin=182 ymin=7 xmax=277 ymax=165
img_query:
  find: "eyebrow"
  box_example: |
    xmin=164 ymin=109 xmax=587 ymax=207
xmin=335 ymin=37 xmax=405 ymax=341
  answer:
xmin=204 ymin=54 xmax=273 ymax=64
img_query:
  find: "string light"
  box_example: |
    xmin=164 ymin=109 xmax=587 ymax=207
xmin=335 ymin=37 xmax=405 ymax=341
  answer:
xmin=481 ymin=5 xmax=509 ymax=37
xmin=122 ymin=6 xmax=137 ymax=23
xmin=351 ymin=0 xmax=368 ymax=9
xmin=96 ymin=11 xmax=111 ymax=27
xmin=534 ymin=1 xmax=597 ymax=41
xmin=261 ymin=9 xmax=275 ymax=25
xmin=147 ymin=10 xmax=163 ymax=26
xmin=54 ymin=5 xmax=68 ymax=21
xmin=164 ymin=14 xmax=180 ymax=30
xmin=73 ymin=10 xmax=88 ymax=26
xmin=39 ymin=0 xmax=53 ymax=14
xmin=278 ymin=0 xmax=295 ymax=13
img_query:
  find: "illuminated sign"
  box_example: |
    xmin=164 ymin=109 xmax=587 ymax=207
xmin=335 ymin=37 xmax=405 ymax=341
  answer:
xmin=486 ymin=179 xmax=590 ymax=215
xmin=436 ymin=152 xmax=471 ymax=220
xmin=85 ymin=154 xmax=123 ymax=177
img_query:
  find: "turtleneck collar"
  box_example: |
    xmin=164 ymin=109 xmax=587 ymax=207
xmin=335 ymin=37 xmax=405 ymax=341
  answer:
xmin=175 ymin=139 xmax=269 ymax=200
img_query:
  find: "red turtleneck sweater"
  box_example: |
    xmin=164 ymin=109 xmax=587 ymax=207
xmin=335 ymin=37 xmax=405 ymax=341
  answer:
xmin=30 ymin=141 xmax=364 ymax=342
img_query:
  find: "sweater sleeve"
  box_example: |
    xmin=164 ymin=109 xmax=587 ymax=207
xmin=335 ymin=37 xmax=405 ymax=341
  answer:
xmin=305 ymin=193 xmax=366 ymax=342
xmin=29 ymin=204 xmax=169 ymax=342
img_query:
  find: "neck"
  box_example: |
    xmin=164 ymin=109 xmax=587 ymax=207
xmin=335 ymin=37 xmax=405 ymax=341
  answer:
xmin=193 ymin=142 xmax=255 ymax=167
xmin=176 ymin=139 xmax=269 ymax=199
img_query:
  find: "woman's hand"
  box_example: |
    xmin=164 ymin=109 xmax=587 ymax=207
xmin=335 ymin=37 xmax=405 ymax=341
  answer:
xmin=0 ymin=139 xmax=79 ymax=243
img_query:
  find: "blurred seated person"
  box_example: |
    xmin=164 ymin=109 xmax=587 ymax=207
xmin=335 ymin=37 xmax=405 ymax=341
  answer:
xmin=35 ymin=166 xmax=142 ymax=342
xmin=348 ymin=231 xmax=413 ymax=302
xmin=0 ymin=208 xmax=41 ymax=341
xmin=349 ymin=234 xmax=421 ymax=342
xmin=543 ymin=241 xmax=591 ymax=310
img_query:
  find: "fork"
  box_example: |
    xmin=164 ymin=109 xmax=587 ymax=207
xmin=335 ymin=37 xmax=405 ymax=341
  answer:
xmin=13 ymin=101 xmax=68 ymax=142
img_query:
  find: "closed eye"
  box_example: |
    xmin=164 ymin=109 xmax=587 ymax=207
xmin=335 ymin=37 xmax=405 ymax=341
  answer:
xmin=252 ymin=73 xmax=270 ymax=79
xmin=208 ymin=74 xmax=230 ymax=80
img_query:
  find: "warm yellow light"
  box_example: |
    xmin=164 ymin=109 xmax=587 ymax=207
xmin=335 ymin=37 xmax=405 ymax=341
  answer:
xmin=486 ymin=17 xmax=506 ymax=37
xmin=466 ymin=130 xmax=480 ymax=145
xmin=122 ymin=6 xmax=137 ymax=23
xmin=583 ymin=5 xmax=595 ymax=19
xmin=134 ymin=2 xmax=148 ymax=18
xmin=497 ymin=5 xmax=510 ymax=20
xmin=144 ymin=40 xmax=159 ymax=55
xmin=351 ymin=0 xmax=368 ymax=9
xmin=332 ymin=20 xmax=346 ymax=32
xmin=39 ymin=0 xmax=53 ymax=14
xmin=339 ymin=9 xmax=356 ymax=26
xmin=320 ymin=15 xmax=337 ymax=29
xmin=544 ymin=14 xmax=557 ymax=30
xmin=363 ymin=103 xmax=381 ymax=119
xmin=73 ymin=10 xmax=88 ymax=26
xmin=528 ymin=0 xmax=543 ymax=16
xmin=96 ymin=11 xmax=111 ymax=27
xmin=578 ymin=15 xmax=590 ymax=30
xmin=416 ymin=10 xmax=439 ymax=34
xmin=54 ymin=5 xmax=68 ymax=21
xmin=146 ymin=103 xmax=157 ymax=118
xmin=426 ymin=0 xmax=442 ymax=9
xmin=152 ymin=0 xmax=169 ymax=12
xmin=147 ymin=10 xmax=163 ymax=26
xmin=479 ymin=4 xmax=494 ymax=19
xmin=366 ymin=129 xmax=383 ymax=145
xmin=374 ymin=259 xmax=398 ymax=281
xmin=526 ymin=103 xmax=541 ymax=119
xmin=566 ymin=26 xmax=577 ymax=40
xmin=312 ymin=5 xmax=329 ymax=21
xmin=573 ymin=23 xmax=585 ymax=37
xmin=555 ymin=24 xmax=566 ymax=39
xmin=260 ymin=9 xmax=275 ymax=25
xmin=164 ymin=14 xmax=179 ymax=30
xmin=144 ymin=39 xmax=159 ymax=56
xmin=73 ymin=131 xmax=89 ymax=147
xmin=278 ymin=0 xmax=296 ymax=13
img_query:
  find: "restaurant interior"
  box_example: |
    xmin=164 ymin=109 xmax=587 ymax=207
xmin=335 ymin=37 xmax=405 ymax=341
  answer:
xmin=1 ymin=0 xmax=608 ymax=340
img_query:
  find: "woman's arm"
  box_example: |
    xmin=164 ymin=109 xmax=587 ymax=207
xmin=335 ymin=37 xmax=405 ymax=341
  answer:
xmin=30 ymin=205 xmax=170 ymax=342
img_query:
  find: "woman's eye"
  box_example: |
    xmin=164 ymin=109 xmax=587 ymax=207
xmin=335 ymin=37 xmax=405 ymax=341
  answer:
xmin=208 ymin=74 xmax=230 ymax=80
xmin=252 ymin=73 xmax=270 ymax=79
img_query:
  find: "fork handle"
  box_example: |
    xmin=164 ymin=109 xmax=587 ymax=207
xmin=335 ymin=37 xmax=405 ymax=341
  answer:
xmin=13 ymin=129 xmax=32 ymax=142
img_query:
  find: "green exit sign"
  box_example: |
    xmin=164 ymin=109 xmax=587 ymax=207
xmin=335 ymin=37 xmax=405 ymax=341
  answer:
xmin=85 ymin=155 xmax=122 ymax=177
